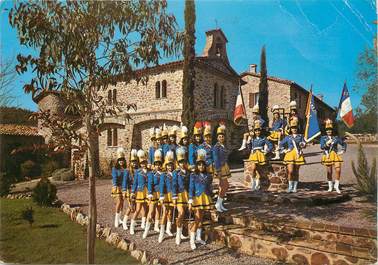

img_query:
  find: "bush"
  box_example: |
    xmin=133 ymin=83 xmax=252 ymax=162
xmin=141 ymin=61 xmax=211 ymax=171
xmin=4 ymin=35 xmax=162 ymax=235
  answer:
xmin=41 ymin=160 xmax=60 ymax=178
xmin=21 ymin=206 xmax=34 ymax=227
xmin=352 ymin=142 xmax=377 ymax=201
xmin=0 ymin=172 xmax=13 ymax=196
xmin=32 ymin=177 xmax=57 ymax=206
xmin=20 ymin=160 xmax=41 ymax=180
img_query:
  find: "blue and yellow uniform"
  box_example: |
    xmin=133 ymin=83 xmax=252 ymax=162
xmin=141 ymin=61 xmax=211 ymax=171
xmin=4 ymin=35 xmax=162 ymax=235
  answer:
xmin=268 ymin=118 xmax=286 ymax=141
xmin=131 ymin=168 xmax=152 ymax=203
xmin=279 ymin=134 xmax=306 ymax=165
xmin=188 ymin=172 xmax=213 ymax=210
xmin=111 ymin=167 xmax=129 ymax=198
xmin=148 ymin=145 xmax=162 ymax=165
xmin=162 ymin=143 xmax=170 ymax=158
xmin=248 ymin=137 xmax=273 ymax=165
xmin=320 ymin=136 xmax=346 ymax=167
xmin=159 ymin=171 xmax=174 ymax=206
xmin=213 ymin=142 xmax=231 ymax=179
xmin=172 ymin=169 xmax=190 ymax=206
xmin=188 ymin=143 xmax=200 ymax=170
xmin=147 ymin=170 xmax=162 ymax=204
xmin=199 ymin=142 xmax=214 ymax=174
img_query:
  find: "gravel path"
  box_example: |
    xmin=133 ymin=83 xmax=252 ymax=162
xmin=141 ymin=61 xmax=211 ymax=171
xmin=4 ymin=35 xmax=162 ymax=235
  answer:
xmin=57 ymin=180 xmax=277 ymax=265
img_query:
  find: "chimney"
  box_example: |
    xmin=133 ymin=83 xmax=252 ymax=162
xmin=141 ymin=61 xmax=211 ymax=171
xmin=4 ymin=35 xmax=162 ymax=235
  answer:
xmin=249 ymin=64 xmax=257 ymax=74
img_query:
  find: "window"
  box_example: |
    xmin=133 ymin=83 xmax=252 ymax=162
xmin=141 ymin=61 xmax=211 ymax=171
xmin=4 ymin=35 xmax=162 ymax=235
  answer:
xmin=108 ymin=90 xmax=112 ymax=105
xmin=112 ymin=128 xmax=118 ymax=147
xmin=220 ymin=86 xmax=225 ymax=108
xmin=213 ymin=83 xmax=218 ymax=108
xmin=215 ymin=43 xmax=222 ymax=57
xmin=161 ymin=80 xmax=167 ymax=98
xmin=249 ymin=92 xmax=259 ymax=108
xmin=155 ymin=81 xmax=160 ymax=99
xmin=112 ymin=89 xmax=117 ymax=104
xmin=107 ymin=129 xmax=112 ymax=146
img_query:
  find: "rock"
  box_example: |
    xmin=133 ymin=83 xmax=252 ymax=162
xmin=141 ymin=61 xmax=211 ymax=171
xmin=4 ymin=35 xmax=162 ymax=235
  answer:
xmin=292 ymin=254 xmax=309 ymax=265
xmin=76 ymin=213 xmax=85 ymax=225
xmin=102 ymin=227 xmax=111 ymax=238
xmin=96 ymin=224 xmax=103 ymax=238
xmin=130 ymin=250 xmax=143 ymax=260
xmin=310 ymin=252 xmax=331 ymax=265
xmin=82 ymin=216 xmax=89 ymax=226
xmin=106 ymin=232 xmax=121 ymax=246
xmin=117 ymin=239 xmax=128 ymax=251
xmin=128 ymin=242 xmax=136 ymax=251
xmin=152 ymin=258 xmax=160 ymax=265
xmin=140 ymin=251 xmax=147 ymax=264
xmin=51 ymin=168 xmax=75 ymax=181
xmin=271 ymin=247 xmax=288 ymax=261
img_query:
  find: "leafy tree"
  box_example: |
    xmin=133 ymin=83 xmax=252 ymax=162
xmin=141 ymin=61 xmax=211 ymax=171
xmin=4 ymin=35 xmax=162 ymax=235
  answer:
xmin=258 ymin=46 xmax=269 ymax=125
xmin=181 ymin=0 xmax=196 ymax=136
xmin=0 ymin=107 xmax=37 ymax=125
xmin=9 ymin=1 xmax=182 ymax=263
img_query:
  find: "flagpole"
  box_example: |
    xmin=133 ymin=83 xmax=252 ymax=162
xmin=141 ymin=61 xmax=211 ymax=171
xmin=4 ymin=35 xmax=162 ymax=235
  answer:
xmin=304 ymin=85 xmax=312 ymax=140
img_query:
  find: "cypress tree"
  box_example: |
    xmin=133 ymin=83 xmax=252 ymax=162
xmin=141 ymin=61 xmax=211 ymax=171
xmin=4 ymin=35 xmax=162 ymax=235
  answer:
xmin=258 ymin=45 xmax=269 ymax=125
xmin=181 ymin=0 xmax=196 ymax=136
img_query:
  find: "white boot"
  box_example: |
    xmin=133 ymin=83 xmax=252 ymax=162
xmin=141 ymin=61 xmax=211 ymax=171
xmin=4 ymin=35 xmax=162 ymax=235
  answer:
xmin=251 ymin=178 xmax=256 ymax=191
xmin=181 ymin=231 xmax=188 ymax=240
xmin=114 ymin=213 xmax=120 ymax=228
xmin=190 ymin=231 xmax=197 ymax=250
xmin=287 ymin=181 xmax=293 ymax=193
xmin=122 ymin=215 xmax=129 ymax=230
xmin=327 ymin=181 xmax=333 ymax=192
xmin=238 ymin=139 xmax=247 ymax=151
xmin=166 ymin=221 xmax=173 ymax=236
xmin=219 ymin=197 xmax=228 ymax=212
xmin=215 ymin=197 xmax=224 ymax=213
xmin=195 ymin=228 xmax=206 ymax=245
xmin=158 ymin=224 xmax=165 ymax=243
xmin=154 ymin=220 xmax=160 ymax=232
xmin=129 ymin=219 xmax=136 ymax=235
xmin=255 ymin=179 xmax=261 ymax=191
xmin=141 ymin=217 xmax=146 ymax=229
xmin=272 ymin=150 xmax=280 ymax=160
xmin=142 ymin=221 xmax=151 ymax=239
xmin=334 ymin=180 xmax=341 ymax=194
xmin=176 ymin=227 xmax=182 ymax=245
xmin=292 ymin=181 xmax=298 ymax=193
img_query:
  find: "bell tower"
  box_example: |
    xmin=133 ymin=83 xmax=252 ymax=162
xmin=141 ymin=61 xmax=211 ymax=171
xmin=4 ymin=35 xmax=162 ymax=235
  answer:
xmin=202 ymin=29 xmax=230 ymax=64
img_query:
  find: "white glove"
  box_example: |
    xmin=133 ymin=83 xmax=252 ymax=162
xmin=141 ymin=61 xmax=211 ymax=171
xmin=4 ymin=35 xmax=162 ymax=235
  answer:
xmin=283 ymin=149 xmax=290 ymax=154
xmin=299 ymin=142 xmax=306 ymax=148
xmin=159 ymin=197 xmax=164 ymax=201
xmin=337 ymin=150 xmax=344 ymax=155
xmin=326 ymin=139 xmax=332 ymax=146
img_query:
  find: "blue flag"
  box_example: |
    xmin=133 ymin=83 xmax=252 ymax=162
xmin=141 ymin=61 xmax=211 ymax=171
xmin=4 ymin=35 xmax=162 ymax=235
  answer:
xmin=304 ymin=89 xmax=321 ymax=142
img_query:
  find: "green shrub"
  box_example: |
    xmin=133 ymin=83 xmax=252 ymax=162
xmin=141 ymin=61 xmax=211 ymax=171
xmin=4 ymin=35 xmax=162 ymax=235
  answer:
xmin=0 ymin=172 xmax=13 ymax=196
xmin=32 ymin=177 xmax=57 ymax=206
xmin=21 ymin=206 xmax=34 ymax=227
xmin=41 ymin=160 xmax=60 ymax=178
xmin=20 ymin=160 xmax=41 ymax=180
xmin=352 ymin=142 xmax=377 ymax=201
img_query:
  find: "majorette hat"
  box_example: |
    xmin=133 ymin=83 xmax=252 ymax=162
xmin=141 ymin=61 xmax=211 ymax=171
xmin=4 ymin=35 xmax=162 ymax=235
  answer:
xmin=176 ymin=147 xmax=186 ymax=162
xmin=116 ymin=147 xmax=126 ymax=159
xmin=193 ymin=121 xmax=203 ymax=136
xmin=164 ymin=150 xmax=175 ymax=165
xmin=272 ymin=105 xmax=280 ymax=114
xmin=203 ymin=121 xmax=212 ymax=136
xmin=253 ymin=120 xmax=262 ymax=130
xmin=289 ymin=101 xmax=297 ymax=110
xmin=149 ymin=128 xmax=156 ymax=140
xmin=137 ymin=149 xmax=147 ymax=164
xmin=289 ymin=117 xmax=299 ymax=128
xmin=196 ymin=149 xmax=206 ymax=164
xmin=178 ymin=124 xmax=188 ymax=142
xmin=252 ymin=104 xmax=259 ymax=114
xmin=130 ymin=149 xmax=138 ymax=162
xmin=169 ymin=125 xmax=179 ymax=137
xmin=216 ymin=122 xmax=226 ymax=135
xmin=162 ymin=124 xmax=168 ymax=138
xmin=155 ymin=128 xmax=162 ymax=139
xmin=325 ymin=119 xmax=333 ymax=130
xmin=153 ymin=149 xmax=163 ymax=164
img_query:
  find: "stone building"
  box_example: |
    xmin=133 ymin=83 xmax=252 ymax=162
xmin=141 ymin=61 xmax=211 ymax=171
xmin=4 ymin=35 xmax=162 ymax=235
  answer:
xmin=34 ymin=28 xmax=335 ymax=178
xmin=241 ymin=64 xmax=336 ymax=128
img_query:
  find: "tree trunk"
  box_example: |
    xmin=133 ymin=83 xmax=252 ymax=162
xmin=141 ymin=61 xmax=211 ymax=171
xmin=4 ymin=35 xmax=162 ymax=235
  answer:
xmin=85 ymin=119 xmax=99 ymax=264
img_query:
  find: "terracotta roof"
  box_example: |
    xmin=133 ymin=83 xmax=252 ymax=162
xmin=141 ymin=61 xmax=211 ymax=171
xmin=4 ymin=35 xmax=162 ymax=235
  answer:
xmin=0 ymin=124 xmax=41 ymax=137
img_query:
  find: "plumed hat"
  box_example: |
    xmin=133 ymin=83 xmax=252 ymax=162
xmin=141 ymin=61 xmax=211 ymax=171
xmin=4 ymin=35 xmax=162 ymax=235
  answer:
xmin=130 ymin=149 xmax=138 ymax=162
xmin=137 ymin=149 xmax=147 ymax=163
xmin=116 ymin=147 xmax=126 ymax=159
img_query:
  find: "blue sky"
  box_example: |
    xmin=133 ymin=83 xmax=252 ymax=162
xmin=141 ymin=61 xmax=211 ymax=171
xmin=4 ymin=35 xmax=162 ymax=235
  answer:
xmin=1 ymin=0 xmax=376 ymax=111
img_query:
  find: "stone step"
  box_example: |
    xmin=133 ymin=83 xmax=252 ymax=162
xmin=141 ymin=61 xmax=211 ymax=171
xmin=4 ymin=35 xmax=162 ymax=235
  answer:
xmin=203 ymin=223 xmax=376 ymax=265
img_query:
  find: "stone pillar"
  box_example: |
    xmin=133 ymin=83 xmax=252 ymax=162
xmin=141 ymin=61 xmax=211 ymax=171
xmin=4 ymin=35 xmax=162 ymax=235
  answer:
xmin=244 ymin=160 xmax=288 ymax=192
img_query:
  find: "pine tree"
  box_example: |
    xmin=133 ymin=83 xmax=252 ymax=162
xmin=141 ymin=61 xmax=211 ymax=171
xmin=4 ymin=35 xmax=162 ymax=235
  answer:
xmin=181 ymin=0 xmax=196 ymax=136
xmin=258 ymin=45 xmax=269 ymax=125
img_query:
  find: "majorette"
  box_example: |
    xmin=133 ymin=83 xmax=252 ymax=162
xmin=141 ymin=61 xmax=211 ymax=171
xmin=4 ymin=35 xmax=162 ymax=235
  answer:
xmin=188 ymin=121 xmax=203 ymax=170
xmin=268 ymin=105 xmax=286 ymax=160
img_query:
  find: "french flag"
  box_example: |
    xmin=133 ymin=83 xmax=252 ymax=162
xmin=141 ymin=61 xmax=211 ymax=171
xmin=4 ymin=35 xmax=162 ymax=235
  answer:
xmin=338 ymin=82 xmax=355 ymax=128
xmin=233 ymin=83 xmax=247 ymax=126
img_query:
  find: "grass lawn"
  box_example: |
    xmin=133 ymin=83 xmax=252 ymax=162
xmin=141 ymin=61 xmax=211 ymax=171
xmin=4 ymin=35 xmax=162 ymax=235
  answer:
xmin=0 ymin=198 xmax=139 ymax=264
